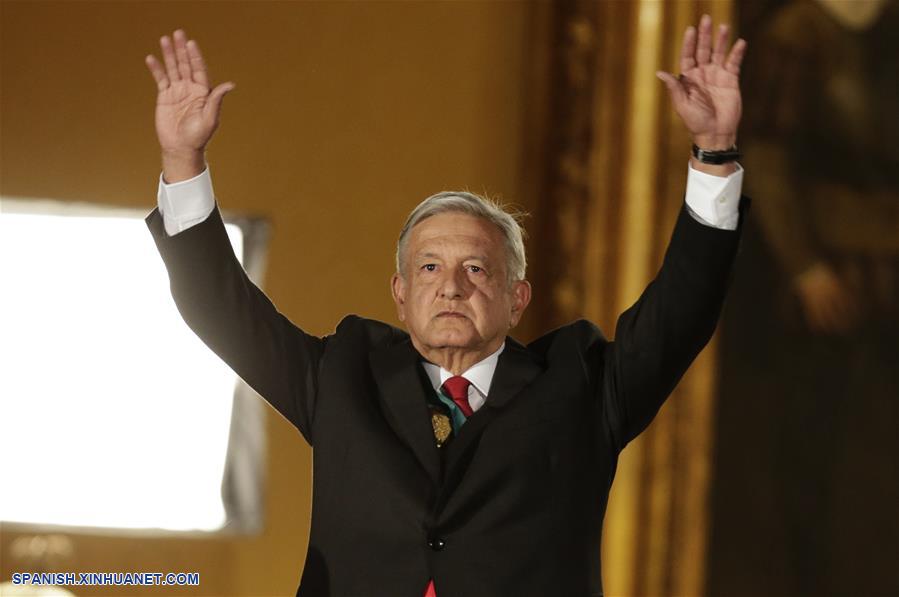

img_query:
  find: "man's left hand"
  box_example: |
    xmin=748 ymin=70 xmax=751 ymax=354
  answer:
xmin=657 ymin=14 xmax=747 ymax=151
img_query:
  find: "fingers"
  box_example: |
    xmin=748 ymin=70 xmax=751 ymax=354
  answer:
xmin=204 ymin=81 xmax=236 ymax=122
xmin=656 ymin=71 xmax=687 ymax=105
xmin=186 ymin=39 xmax=209 ymax=87
xmin=680 ymin=26 xmax=697 ymax=73
xmin=150 ymin=30 xmax=214 ymax=90
xmin=160 ymin=34 xmax=180 ymax=82
xmin=145 ymin=54 xmax=169 ymax=91
xmin=712 ymin=24 xmax=729 ymax=66
xmin=696 ymin=14 xmax=712 ymax=65
xmin=725 ymin=38 xmax=748 ymax=75
xmin=680 ymin=15 xmax=746 ymax=75
xmin=173 ymin=30 xmax=193 ymax=82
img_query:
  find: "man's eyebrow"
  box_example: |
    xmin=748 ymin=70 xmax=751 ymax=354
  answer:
xmin=415 ymin=251 xmax=491 ymax=263
xmin=464 ymin=255 xmax=490 ymax=263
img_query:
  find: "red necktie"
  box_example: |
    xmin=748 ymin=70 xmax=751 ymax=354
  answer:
xmin=423 ymin=377 xmax=472 ymax=596
xmin=441 ymin=375 xmax=473 ymax=417
xmin=423 ymin=579 xmax=437 ymax=597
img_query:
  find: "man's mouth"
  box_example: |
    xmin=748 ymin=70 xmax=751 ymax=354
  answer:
xmin=437 ymin=311 xmax=467 ymax=318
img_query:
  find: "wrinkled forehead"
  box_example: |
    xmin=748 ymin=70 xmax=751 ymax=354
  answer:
xmin=407 ymin=212 xmax=505 ymax=257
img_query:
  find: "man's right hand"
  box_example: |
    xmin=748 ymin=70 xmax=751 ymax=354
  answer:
xmin=145 ymin=30 xmax=234 ymax=183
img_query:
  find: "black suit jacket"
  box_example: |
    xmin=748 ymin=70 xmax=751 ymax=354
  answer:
xmin=146 ymin=198 xmax=746 ymax=597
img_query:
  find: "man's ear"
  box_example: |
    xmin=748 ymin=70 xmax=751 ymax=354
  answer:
xmin=509 ymin=279 xmax=532 ymax=328
xmin=391 ymin=272 xmax=406 ymax=322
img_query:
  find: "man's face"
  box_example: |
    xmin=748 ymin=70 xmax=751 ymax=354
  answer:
xmin=391 ymin=212 xmax=530 ymax=355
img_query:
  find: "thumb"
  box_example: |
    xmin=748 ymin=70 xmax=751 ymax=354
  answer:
xmin=205 ymin=81 xmax=236 ymax=122
xmin=656 ymin=71 xmax=686 ymax=105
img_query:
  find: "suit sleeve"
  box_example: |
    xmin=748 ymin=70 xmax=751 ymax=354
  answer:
xmin=601 ymin=199 xmax=748 ymax=451
xmin=146 ymin=203 xmax=325 ymax=445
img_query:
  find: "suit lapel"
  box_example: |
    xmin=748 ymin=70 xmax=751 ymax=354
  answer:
xmin=443 ymin=337 xmax=543 ymax=483
xmin=482 ymin=337 xmax=543 ymax=409
xmin=369 ymin=334 xmax=543 ymax=490
xmin=369 ymin=337 xmax=442 ymax=486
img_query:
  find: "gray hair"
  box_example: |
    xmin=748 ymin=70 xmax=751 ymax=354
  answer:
xmin=395 ymin=191 xmax=528 ymax=286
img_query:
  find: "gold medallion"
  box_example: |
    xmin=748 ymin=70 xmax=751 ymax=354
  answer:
xmin=431 ymin=412 xmax=452 ymax=448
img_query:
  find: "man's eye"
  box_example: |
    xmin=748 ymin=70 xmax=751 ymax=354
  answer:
xmin=422 ymin=264 xmax=437 ymax=272
xmin=468 ymin=265 xmax=482 ymax=274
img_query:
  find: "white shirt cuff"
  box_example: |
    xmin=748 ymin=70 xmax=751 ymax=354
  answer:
xmin=683 ymin=161 xmax=744 ymax=231
xmin=157 ymin=167 xmax=216 ymax=237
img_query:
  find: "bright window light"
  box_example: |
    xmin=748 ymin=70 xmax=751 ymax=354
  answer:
xmin=0 ymin=206 xmax=245 ymax=532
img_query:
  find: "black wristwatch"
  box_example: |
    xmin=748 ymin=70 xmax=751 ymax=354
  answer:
xmin=692 ymin=143 xmax=742 ymax=164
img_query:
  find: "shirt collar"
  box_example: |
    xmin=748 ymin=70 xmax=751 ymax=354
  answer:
xmin=420 ymin=341 xmax=506 ymax=399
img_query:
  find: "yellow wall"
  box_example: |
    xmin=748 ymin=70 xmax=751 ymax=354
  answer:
xmin=0 ymin=1 xmax=542 ymax=594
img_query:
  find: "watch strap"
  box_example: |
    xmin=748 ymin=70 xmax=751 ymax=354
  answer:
xmin=692 ymin=143 xmax=742 ymax=164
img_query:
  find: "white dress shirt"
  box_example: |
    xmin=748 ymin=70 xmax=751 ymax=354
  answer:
xmin=420 ymin=342 xmax=506 ymax=413
xmin=156 ymin=162 xmax=744 ymax=238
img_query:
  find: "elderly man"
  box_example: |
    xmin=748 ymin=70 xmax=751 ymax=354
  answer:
xmin=145 ymin=15 xmax=747 ymax=597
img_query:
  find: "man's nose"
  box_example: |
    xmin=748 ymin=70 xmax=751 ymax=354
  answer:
xmin=439 ymin=267 xmax=468 ymax=299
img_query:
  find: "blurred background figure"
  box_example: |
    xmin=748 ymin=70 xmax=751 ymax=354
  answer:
xmin=0 ymin=536 xmax=76 ymax=597
xmin=710 ymin=0 xmax=899 ymax=594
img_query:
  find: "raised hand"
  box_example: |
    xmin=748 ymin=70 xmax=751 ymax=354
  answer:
xmin=657 ymin=14 xmax=747 ymax=151
xmin=145 ymin=30 xmax=234 ymax=182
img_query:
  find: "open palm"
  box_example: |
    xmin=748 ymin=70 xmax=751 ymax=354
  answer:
xmin=657 ymin=15 xmax=747 ymax=148
xmin=145 ymin=30 xmax=234 ymax=154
